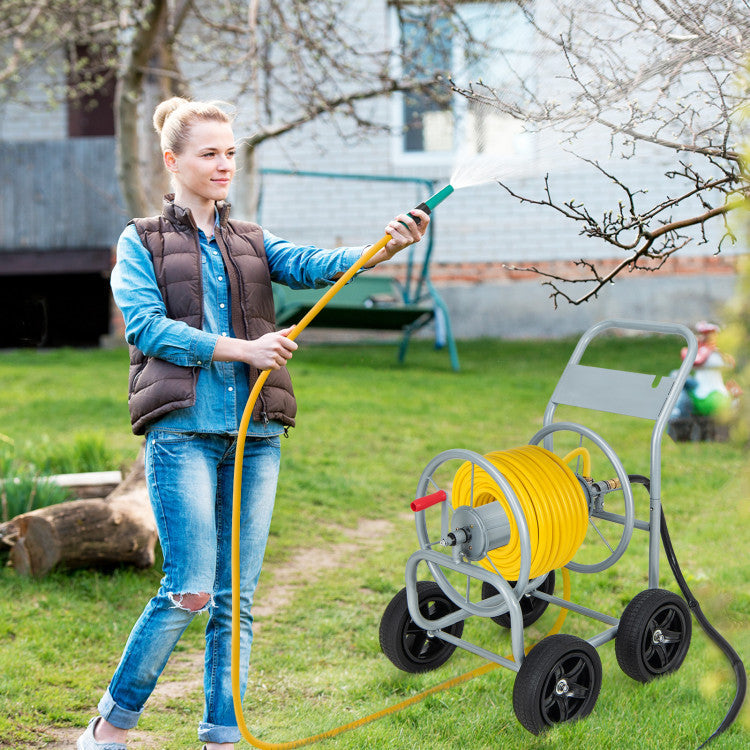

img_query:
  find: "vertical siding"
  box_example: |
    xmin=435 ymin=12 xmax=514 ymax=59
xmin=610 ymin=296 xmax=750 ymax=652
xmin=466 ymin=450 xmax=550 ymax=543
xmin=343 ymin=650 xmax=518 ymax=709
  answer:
xmin=0 ymin=137 xmax=127 ymax=250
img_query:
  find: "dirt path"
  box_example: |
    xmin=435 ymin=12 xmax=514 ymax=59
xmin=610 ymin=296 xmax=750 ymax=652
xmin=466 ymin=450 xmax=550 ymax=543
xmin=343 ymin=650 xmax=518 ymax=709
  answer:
xmin=40 ymin=518 xmax=394 ymax=749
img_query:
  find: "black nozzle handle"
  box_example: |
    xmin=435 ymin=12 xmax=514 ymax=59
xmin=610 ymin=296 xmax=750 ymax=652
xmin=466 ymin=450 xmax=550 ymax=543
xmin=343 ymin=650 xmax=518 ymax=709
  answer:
xmin=404 ymin=202 xmax=431 ymax=227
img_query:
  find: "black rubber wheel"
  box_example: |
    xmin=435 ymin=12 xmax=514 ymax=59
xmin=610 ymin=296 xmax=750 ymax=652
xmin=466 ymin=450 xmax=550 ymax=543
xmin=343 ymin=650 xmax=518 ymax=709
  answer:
xmin=481 ymin=571 xmax=555 ymax=628
xmin=615 ymin=588 xmax=692 ymax=682
xmin=513 ymin=634 xmax=602 ymax=735
xmin=379 ymin=581 xmax=464 ymax=673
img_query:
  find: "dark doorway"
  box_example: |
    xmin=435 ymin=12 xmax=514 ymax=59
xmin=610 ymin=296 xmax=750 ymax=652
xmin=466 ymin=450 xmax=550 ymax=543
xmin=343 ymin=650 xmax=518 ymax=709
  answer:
xmin=0 ymin=273 xmax=111 ymax=348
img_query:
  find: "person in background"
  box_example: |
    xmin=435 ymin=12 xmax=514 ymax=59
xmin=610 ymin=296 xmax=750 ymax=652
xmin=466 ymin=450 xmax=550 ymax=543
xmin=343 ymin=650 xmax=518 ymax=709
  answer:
xmin=77 ymin=96 xmax=428 ymax=750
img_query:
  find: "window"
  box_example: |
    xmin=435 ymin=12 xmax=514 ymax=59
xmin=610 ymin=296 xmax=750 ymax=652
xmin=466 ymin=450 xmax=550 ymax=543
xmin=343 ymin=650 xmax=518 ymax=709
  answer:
xmin=67 ymin=43 xmax=116 ymax=137
xmin=393 ymin=1 xmax=535 ymax=162
xmin=400 ymin=13 xmax=454 ymax=152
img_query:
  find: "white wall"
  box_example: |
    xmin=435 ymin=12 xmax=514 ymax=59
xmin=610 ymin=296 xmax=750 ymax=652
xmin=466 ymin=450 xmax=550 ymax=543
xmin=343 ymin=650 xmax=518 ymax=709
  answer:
xmin=250 ymin=3 xmax=740 ymax=269
xmin=0 ymin=47 xmax=68 ymax=141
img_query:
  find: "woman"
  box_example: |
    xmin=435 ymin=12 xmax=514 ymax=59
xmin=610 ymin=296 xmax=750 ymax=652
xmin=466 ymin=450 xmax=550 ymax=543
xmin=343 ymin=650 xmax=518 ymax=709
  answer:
xmin=78 ymin=97 xmax=428 ymax=750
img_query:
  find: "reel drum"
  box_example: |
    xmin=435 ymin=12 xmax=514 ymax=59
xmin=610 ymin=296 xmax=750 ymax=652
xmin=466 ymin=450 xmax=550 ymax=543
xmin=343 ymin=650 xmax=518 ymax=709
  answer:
xmin=413 ymin=448 xmax=533 ymax=616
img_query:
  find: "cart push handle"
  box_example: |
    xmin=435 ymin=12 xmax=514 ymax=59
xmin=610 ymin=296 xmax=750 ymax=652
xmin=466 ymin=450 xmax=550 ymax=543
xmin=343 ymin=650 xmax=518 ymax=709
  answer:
xmin=410 ymin=490 xmax=447 ymax=512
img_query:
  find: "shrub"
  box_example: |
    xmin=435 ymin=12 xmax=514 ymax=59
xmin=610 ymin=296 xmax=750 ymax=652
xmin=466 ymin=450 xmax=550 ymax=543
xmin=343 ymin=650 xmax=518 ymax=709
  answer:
xmin=0 ymin=441 xmax=73 ymax=523
xmin=30 ymin=431 xmax=120 ymax=475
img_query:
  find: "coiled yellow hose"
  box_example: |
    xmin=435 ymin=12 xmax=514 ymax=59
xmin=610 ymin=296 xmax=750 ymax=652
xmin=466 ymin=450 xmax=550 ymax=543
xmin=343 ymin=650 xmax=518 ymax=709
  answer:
xmin=452 ymin=445 xmax=589 ymax=580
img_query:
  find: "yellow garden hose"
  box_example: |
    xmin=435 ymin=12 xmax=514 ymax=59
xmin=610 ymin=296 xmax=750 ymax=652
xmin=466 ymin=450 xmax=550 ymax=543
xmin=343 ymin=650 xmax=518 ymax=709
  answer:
xmin=231 ymin=234 xmax=389 ymax=746
xmin=229 ymin=234 xmax=577 ymax=748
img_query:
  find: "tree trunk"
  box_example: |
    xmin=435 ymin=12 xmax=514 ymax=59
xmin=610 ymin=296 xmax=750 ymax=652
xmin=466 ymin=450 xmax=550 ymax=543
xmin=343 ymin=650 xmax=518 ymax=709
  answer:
xmin=115 ymin=0 xmax=169 ymax=217
xmin=233 ymin=142 xmax=261 ymax=221
xmin=0 ymin=449 xmax=156 ymax=578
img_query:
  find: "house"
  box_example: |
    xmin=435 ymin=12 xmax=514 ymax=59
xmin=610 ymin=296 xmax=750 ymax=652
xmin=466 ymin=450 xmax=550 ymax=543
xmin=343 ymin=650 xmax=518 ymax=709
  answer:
xmin=0 ymin=1 xmax=740 ymax=349
xmin=0 ymin=45 xmax=125 ymax=348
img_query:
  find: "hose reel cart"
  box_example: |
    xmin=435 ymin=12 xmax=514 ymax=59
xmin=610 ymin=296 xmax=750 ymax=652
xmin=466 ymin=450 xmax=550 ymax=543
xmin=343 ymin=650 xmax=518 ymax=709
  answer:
xmin=379 ymin=319 xmax=699 ymax=734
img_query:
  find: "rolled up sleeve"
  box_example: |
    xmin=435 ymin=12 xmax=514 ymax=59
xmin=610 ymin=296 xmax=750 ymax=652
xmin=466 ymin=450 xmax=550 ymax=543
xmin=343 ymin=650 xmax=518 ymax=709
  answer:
xmin=263 ymin=229 xmax=367 ymax=289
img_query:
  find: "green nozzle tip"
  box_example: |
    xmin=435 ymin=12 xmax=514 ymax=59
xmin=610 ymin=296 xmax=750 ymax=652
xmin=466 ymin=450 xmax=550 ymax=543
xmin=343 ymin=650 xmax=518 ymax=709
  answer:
xmin=424 ymin=184 xmax=454 ymax=212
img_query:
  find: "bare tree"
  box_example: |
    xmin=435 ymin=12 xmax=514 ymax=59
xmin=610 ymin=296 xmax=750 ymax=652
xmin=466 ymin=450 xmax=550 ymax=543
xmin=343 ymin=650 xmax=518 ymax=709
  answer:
xmin=452 ymin=0 xmax=750 ymax=305
xmin=4 ymin=1 xmax=747 ymax=294
xmin=0 ymin=1 xmax=118 ymax=92
xmin=3 ymin=1 xmax=496 ymax=217
xmin=121 ymin=0 xmax=495 ymax=216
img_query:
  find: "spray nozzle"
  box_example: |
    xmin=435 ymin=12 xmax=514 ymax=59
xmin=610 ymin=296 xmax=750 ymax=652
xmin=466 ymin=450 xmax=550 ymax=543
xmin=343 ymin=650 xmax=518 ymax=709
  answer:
xmin=406 ymin=184 xmax=455 ymax=226
xmin=423 ymin=184 xmax=455 ymax=212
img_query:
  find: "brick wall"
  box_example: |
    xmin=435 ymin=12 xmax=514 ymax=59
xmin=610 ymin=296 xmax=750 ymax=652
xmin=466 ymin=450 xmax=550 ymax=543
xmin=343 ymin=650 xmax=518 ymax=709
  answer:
xmin=421 ymin=253 xmax=739 ymax=285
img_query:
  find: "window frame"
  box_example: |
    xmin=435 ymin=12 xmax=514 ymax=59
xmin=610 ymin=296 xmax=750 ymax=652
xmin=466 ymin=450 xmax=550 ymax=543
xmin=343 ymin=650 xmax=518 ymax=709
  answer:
xmin=389 ymin=1 xmax=536 ymax=170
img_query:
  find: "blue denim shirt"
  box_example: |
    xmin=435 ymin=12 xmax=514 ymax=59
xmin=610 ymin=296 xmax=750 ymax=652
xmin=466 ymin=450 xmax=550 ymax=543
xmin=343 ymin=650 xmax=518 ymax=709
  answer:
xmin=111 ymin=219 xmax=366 ymax=436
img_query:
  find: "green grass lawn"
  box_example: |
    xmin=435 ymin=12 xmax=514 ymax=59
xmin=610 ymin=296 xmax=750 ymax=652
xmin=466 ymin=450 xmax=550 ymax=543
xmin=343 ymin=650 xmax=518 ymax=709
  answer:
xmin=0 ymin=336 xmax=748 ymax=749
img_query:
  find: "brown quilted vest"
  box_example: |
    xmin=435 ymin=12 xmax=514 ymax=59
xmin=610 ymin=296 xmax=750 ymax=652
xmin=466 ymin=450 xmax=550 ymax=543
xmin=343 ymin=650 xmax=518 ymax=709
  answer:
xmin=126 ymin=195 xmax=296 ymax=435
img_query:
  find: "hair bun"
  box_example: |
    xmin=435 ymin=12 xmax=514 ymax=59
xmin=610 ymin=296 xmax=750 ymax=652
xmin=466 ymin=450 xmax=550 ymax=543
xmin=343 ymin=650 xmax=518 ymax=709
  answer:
xmin=153 ymin=97 xmax=191 ymax=135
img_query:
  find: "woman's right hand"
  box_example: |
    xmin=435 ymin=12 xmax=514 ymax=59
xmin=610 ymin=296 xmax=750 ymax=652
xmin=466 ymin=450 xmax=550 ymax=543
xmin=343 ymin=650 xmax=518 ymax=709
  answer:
xmin=212 ymin=326 xmax=298 ymax=370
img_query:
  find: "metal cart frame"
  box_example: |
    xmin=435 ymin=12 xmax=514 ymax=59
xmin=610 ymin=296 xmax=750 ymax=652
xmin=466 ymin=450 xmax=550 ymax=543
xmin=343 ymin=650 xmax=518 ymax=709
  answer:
xmin=381 ymin=319 xmax=699 ymax=733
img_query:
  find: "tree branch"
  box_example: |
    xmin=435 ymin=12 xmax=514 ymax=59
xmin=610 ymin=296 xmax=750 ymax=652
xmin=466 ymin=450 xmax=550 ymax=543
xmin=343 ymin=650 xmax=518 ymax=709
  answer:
xmin=114 ymin=0 xmax=170 ymax=217
xmin=243 ymin=77 xmax=436 ymax=147
xmin=506 ymin=199 xmax=743 ymax=307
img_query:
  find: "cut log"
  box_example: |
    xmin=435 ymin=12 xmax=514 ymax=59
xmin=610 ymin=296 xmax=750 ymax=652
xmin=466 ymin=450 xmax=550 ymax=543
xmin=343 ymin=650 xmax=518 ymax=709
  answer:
xmin=0 ymin=447 xmax=157 ymax=577
xmin=47 ymin=470 xmax=123 ymax=499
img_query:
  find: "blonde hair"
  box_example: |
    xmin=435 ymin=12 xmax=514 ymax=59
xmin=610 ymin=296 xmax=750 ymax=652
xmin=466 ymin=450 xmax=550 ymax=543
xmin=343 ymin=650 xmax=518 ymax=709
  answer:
xmin=152 ymin=97 xmax=235 ymax=154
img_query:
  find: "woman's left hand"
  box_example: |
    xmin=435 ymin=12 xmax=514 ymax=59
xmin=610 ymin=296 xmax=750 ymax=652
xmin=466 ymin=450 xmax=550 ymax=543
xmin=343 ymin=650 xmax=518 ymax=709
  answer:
xmin=362 ymin=208 xmax=430 ymax=269
xmin=383 ymin=208 xmax=430 ymax=257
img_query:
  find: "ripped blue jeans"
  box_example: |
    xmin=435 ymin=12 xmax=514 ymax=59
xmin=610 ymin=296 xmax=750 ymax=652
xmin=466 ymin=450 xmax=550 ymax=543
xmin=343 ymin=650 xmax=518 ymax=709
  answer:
xmin=98 ymin=430 xmax=281 ymax=744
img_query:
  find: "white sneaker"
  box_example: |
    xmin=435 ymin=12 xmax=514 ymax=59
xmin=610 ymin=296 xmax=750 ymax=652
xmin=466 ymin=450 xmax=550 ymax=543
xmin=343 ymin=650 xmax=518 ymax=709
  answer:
xmin=76 ymin=717 xmax=127 ymax=750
